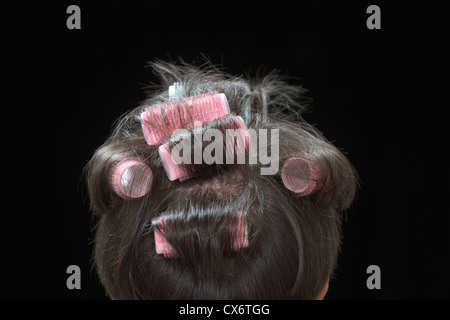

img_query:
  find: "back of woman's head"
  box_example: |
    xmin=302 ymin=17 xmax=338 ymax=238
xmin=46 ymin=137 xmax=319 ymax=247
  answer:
xmin=85 ymin=59 xmax=358 ymax=299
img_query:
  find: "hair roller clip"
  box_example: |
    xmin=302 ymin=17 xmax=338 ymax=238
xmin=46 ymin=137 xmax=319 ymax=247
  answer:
xmin=141 ymin=92 xmax=230 ymax=146
xmin=168 ymin=82 xmax=185 ymax=101
xmin=281 ymin=156 xmax=320 ymax=196
xmin=109 ymin=159 xmax=153 ymax=199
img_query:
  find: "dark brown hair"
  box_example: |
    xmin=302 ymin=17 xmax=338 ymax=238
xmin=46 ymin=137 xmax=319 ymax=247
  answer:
xmin=84 ymin=59 xmax=358 ymax=299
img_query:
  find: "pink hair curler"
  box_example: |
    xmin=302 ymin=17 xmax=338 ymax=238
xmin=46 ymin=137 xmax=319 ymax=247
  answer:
xmin=158 ymin=143 xmax=190 ymax=182
xmin=141 ymin=92 xmax=230 ymax=146
xmin=158 ymin=116 xmax=249 ymax=181
xmin=153 ymin=216 xmax=177 ymax=257
xmin=153 ymin=211 xmax=248 ymax=258
xmin=281 ymin=156 xmax=320 ymax=196
xmin=109 ymin=159 xmax=153 ymax=199
xmin=231 ymin=212 xmax=248 ymax=251
xmin=224 ymin=115 xmax=250 ymax=158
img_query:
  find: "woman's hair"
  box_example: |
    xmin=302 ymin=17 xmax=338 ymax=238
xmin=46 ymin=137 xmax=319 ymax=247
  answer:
xmin=84 ymin=59 xmax=358 ymax=299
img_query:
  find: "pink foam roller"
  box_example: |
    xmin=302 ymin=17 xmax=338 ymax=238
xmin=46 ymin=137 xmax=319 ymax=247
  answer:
xmin=158 ymin=143 xmax=189 ymax=181
xmin=225 ymin=115 xmax=249 ymax=158
xmin=110 ymin=159 xmax=153 ymax=198
xmin=281 ymin=156 xmax=319 ymax=196
xmin=158 ymin=115 xmax=249 ymax=181
xmin=153 ymin=216 xmax=177 ymax=257
xmin=232 ymin=211 xmax=248 ymax=250
xmin=141 ymin=93 xmax=230 ymax=146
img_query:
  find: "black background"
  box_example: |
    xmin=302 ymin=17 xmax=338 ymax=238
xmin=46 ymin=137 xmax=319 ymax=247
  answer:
xmin=2 ymin=1 xmax=449 ymax=300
